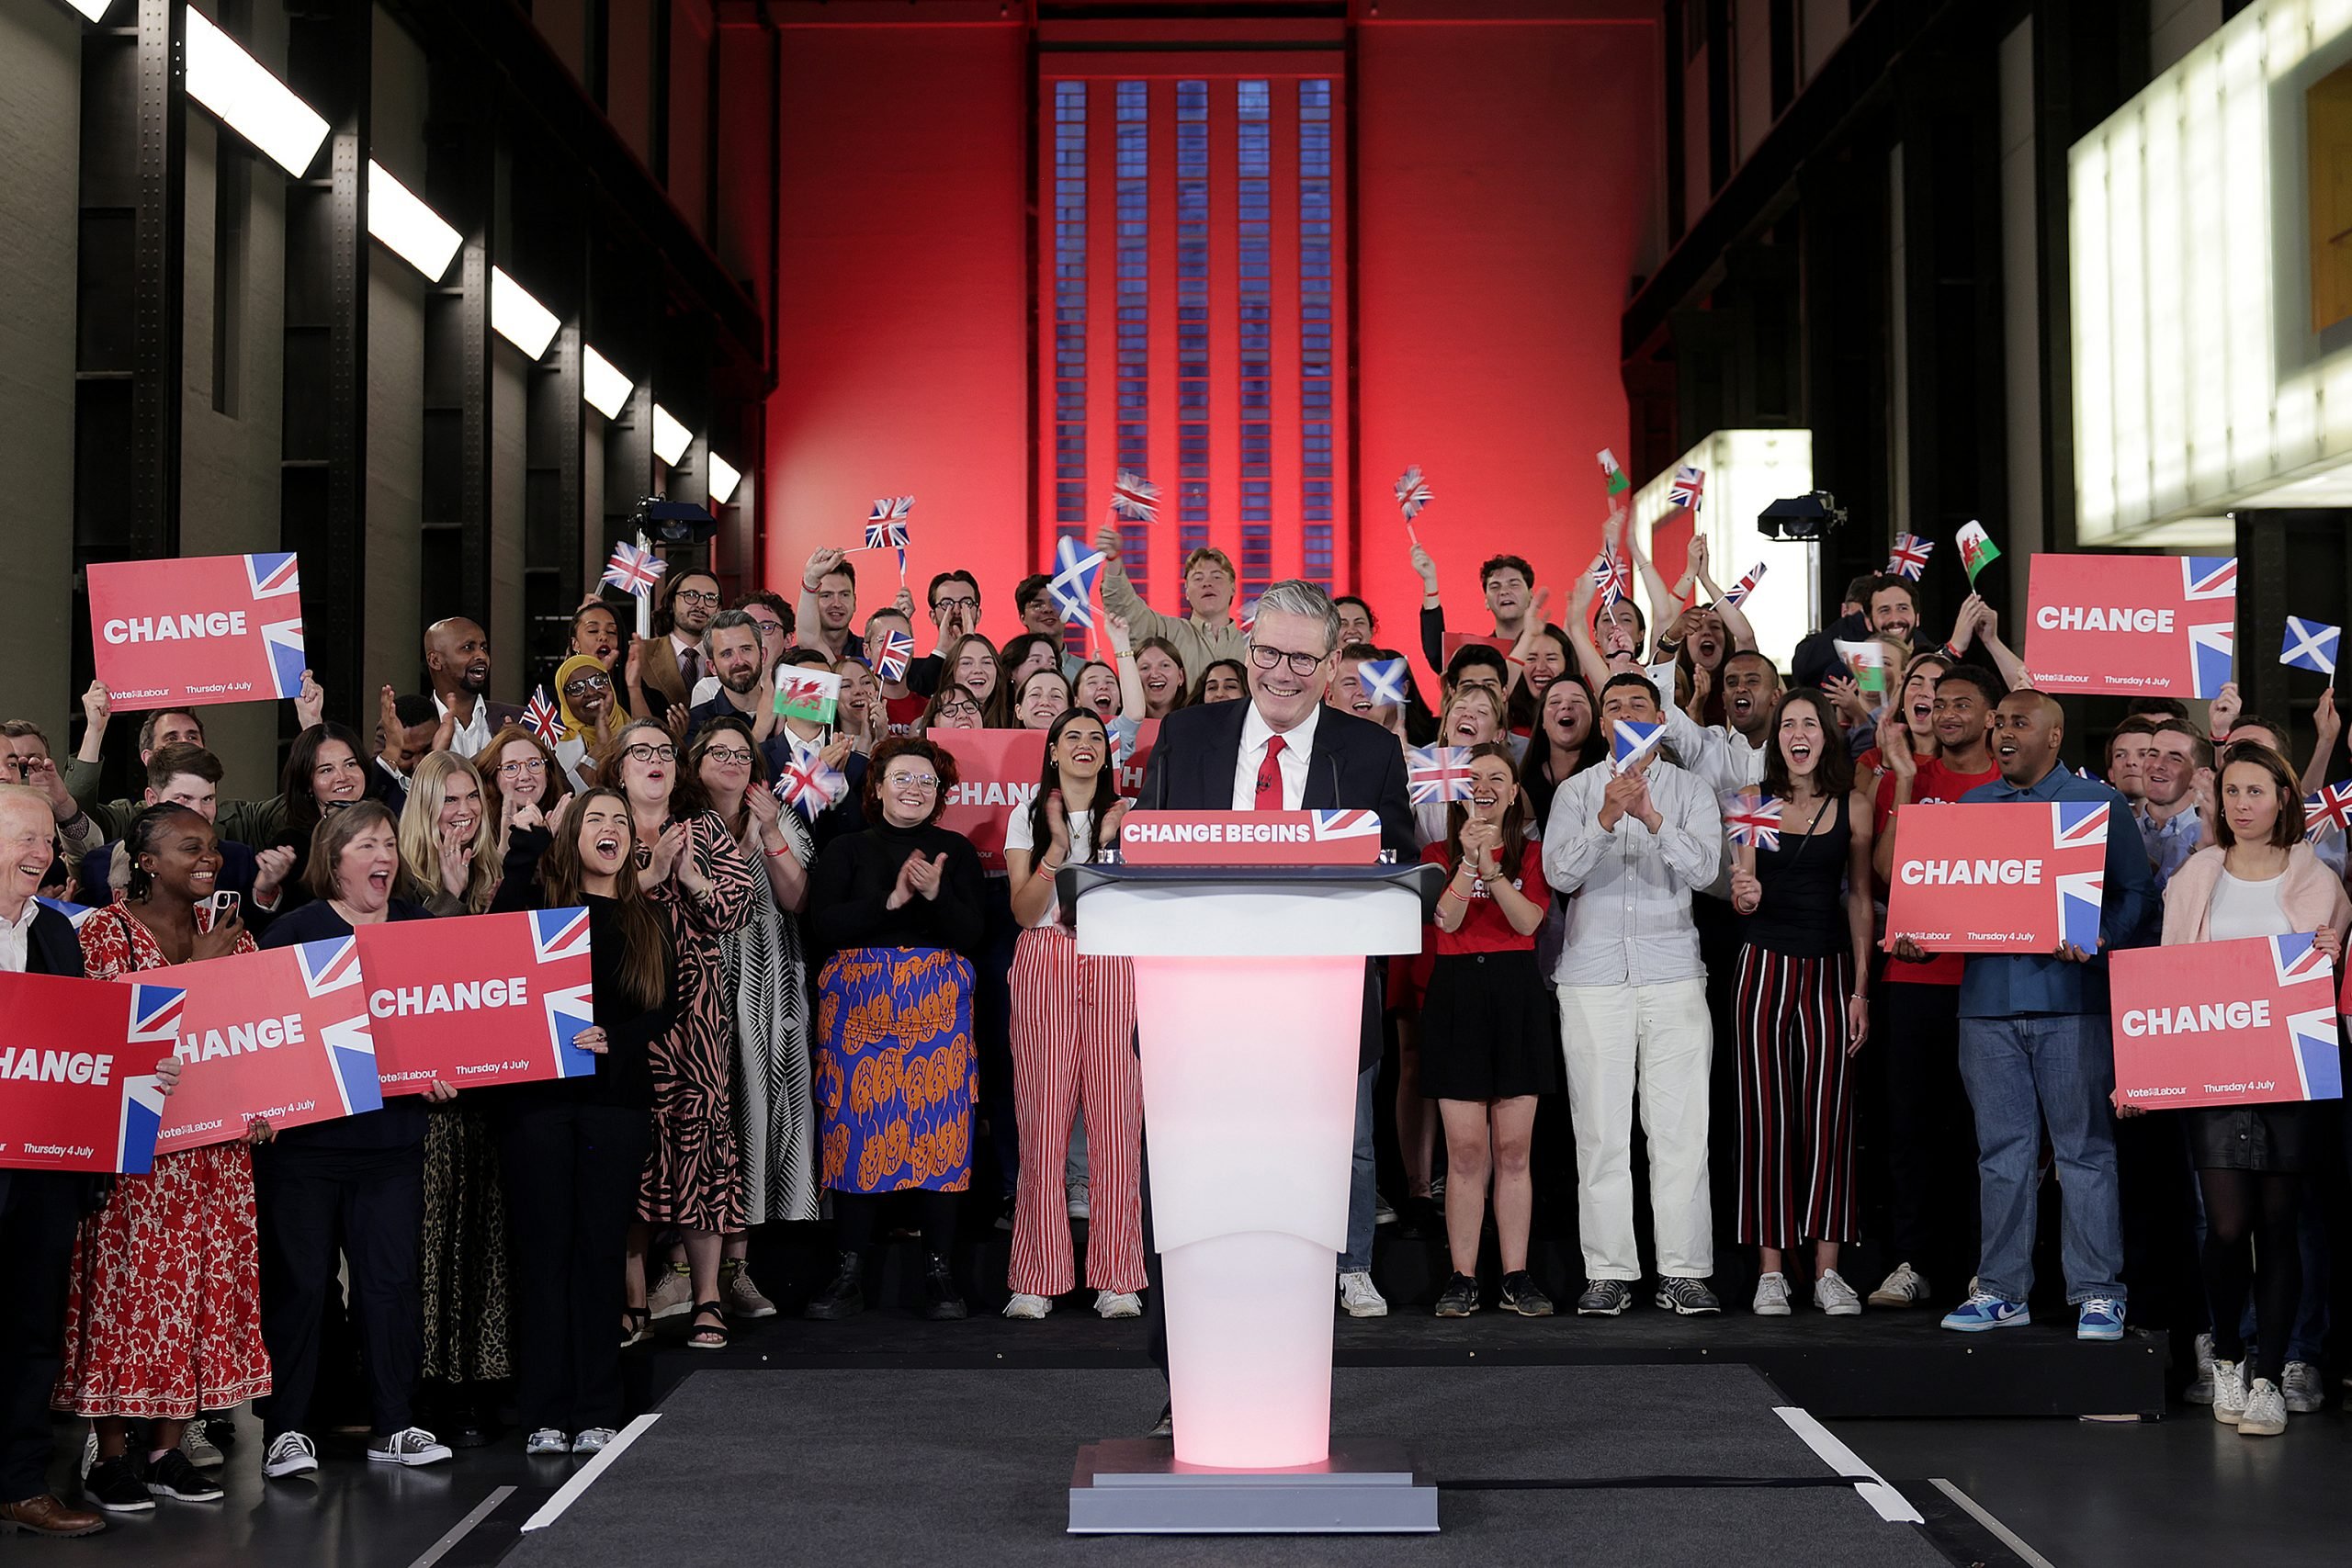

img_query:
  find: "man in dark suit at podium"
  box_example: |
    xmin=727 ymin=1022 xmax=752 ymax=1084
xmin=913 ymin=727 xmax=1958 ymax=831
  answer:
xmin=1133 ymin=580 xmax=1416 ymax=1427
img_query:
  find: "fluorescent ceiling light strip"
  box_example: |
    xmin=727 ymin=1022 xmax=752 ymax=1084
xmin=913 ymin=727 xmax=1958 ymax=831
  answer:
xmin=651 ymin=404 xmax=693 ymax=467
xmin=708 ymin=453 xmax=741 ymax=505
xmin=365 ymin=161 xmax=461 ymax=282
xmin=582 ymin=347 xmax=632 ymax=420
xmin=185 ymin=10 xmax=330 ymax=178
xmin=490 ymin=267 xmax=560 ymax=361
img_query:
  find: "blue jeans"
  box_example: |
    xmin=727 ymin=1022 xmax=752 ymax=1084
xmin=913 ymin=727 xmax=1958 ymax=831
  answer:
xmin=1339 ymin=1060 xmax=1377 ymax=1273
xmin=1957 ymin=1014 xmax=2126 ymax=1305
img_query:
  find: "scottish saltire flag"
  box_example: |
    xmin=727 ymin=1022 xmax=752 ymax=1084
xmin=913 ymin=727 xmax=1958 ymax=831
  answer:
xmin=775 ymin=668 xmax=842 ymax=727
xmin=2305 ymin=781 xmax=2352 ymax=840
xmin=873 ymin=627 xmax=915 ymax=683
xmin=775 ymin=755 xmax=850 ymax=821
xmin=33 ymin=896 xmax=98 ymax=927
xmin=1957 ymin=520 xmax=2000 ymax=582
xmin=864 ymin=496 xmax=913 ymax=551
xmin=1611 ymin=719 xmax=1665 ymax=774
xmin=523 ymin=687 xmax=562 ymax=745
xmin=1394 ymin=465 xmax=1433 ymax=522
xmin=1049 ymin=535 xmax=1105 ymax=628
xmin=1721 ymin=792 xmax=1782 ymax=851
xmin=1359 ymin=658 xmax=1410 ymax=709
xmin=1723 ymin=561 xmax=1767 ymax=609
xmin=1598 ymin=448 xmax=1630 ymax=496
xmin=1668 ymin=465 xmax=1704 ymax=513
xmin=1406 ymin=745 xmax=1476 ymax=807
xmin=602 ymin=540 xmax=666 ymax=598
xmin=1884 ymin=534 xmax=1934 ymax=581
xmin=1112 ymin=470 xmax=1160 ymax=523
xmin=2280 ymin=616 xmax=2340 ymax=677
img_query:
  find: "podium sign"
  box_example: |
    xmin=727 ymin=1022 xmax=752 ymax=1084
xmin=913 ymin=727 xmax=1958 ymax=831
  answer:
xmin=1117 ymin=810 xmax=1384 ymax=867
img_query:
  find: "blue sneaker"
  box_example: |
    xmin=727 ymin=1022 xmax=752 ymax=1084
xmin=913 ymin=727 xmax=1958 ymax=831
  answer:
xmin=1940 ymin=1291 xmax=2030 ymax=1333
xmin=2075 ymin=1297 xmax=2125 ymax=1341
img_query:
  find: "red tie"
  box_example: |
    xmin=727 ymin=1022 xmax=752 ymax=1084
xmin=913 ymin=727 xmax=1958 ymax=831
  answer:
xmin=1254 ymin=735 xmax=1287 ymax=811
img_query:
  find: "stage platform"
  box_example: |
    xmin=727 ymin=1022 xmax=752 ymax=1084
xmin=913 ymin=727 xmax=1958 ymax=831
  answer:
xmin=509 ymin=1365 xmax=1968 ymax=1567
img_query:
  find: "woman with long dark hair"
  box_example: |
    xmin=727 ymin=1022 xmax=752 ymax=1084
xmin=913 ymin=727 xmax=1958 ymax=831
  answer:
xmin=1000 ymin=710 xmax=1141 ymax=1321
xmin=490 ymin=788 xmax=679 ymax=1455
xmin=1134 ymin=636 xmax=1191 ymax=721
xmin=1725 ymin=688 xmax=1878 ymax=1318
xmin=1518 ymin=674 xmax=1606 ymax=835
xmin=939 ymin=633 xmax=1009 ymax=728
xmin=270 ymin=721 xmax=378 ymax=896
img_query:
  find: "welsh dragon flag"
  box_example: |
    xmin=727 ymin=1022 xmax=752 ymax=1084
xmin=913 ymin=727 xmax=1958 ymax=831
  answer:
xmin=1958 ymin=520 xmax=2002 ymax=583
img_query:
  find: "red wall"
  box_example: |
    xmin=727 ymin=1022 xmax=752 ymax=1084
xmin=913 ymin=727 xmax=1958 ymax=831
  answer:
xmin=764 ymin=19 xmax=1033 ymax=641
xmin=1353 ymin=14 xmax=1659 ymax=683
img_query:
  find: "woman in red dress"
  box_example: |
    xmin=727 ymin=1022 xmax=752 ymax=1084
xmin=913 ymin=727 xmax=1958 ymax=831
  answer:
xmin=52 ymin=806 xmax=272 ymax=1514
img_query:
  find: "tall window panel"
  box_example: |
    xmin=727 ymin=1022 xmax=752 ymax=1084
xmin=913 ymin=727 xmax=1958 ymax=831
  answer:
xmin=1299 ymin=80 xmax=1335 ymax=593
xmin=1115 ymin=81 xmax=1150 ymax=605
xmin=1054 ymin=83 xmax=1087 ymax=532
xmin=1237 ymin=81 xmax=1273 ymax=538
xmin=1176 ymin=81 xmax=1210 ymax=532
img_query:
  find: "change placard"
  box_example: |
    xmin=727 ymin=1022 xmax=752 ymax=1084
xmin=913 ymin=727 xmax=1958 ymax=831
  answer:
xmin=932 ymin=728 xmax=1048 ymax=873
xmin=150 ymin=937 xmax=382 ymax=1154
xmin=2111 ymin=933 xmax=2340 ymax=1110
xmin=0 ymin=970 xmax=169 ymax=1174
xmin=356 ymin=908 xmax=596 ymax=1092
xmin=2022 ymin=552 xmax=2234 ymax=697
xmin=86 ymin=552 xmax=305 ymax=711
xmin=1883 ymin=799 xmax=2109 ymax=953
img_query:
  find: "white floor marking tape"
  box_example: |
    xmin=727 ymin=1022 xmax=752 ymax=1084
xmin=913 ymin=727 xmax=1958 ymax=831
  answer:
xmin=406 ymin=1484 xmax=514 ymax=1568
xmin=521 ymin=1414 xmax=662 ymax=1532
xmin=1771 ymin=1406 xmax=1925 ymax=1524
xmin=1930 ymin=1476 xmax=2060 ymax=1568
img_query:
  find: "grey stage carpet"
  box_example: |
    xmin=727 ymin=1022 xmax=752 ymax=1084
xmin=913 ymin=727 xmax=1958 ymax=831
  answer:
xmin=503 ymin=1365 xmax=1952 ymax=1566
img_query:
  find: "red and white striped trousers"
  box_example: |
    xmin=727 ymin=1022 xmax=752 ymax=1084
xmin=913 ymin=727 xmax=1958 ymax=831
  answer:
xmin=1733 ymin=944 xmax=1859 ymax=1250
xmin=1008 ymin=924 xmax=1144 ymax=1296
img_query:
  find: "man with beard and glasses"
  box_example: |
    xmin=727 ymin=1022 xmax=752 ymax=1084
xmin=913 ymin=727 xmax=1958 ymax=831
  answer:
xmin=638 ymin=569 xmax=726 ymax=718
xmin=684 ymin=611 xmax=775 ymax=745
xmin=423 ymin=617 xmax=521 ymax=761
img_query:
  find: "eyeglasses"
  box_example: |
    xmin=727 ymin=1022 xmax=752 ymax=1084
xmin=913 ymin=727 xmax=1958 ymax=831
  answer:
xmin=674 ymin=589 xmax=722 ymax=608
xmin=703 ymin=747 xmax=754 ymax=766
xmin=496 ymin=758 xmax=547 ymax=776
xmin=1247 ymin=643 xmax=1327 ymax=678
xmin=746 ymin=618 xmax=783 ymax=636
xmin=622 ymin=743 xmax=676 ymax=764
xmin=885 ymin=773 xmax=940 ymax=792
xmin=933 ymin=595 xmax=978 ymax=615
xmin=562 ymin=673 xmax=611 ymax=696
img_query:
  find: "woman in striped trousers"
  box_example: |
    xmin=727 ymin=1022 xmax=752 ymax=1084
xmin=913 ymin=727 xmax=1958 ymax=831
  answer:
xmin=1000 ymin=709 xmax=1145 ymax=1319
xmin=1724 ymin=688 xmax=1879 ymax=1318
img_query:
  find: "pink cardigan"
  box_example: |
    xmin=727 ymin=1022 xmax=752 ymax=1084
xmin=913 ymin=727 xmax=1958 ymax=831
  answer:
xmin=2160 ymin=843 xmax=2351 ymax=945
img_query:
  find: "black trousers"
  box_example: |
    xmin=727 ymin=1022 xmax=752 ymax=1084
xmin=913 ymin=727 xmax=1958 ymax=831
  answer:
xmin=499 ymin=1102 xmax=648 ymax=1436
xmin=1883 ymin=981 xmax=1979 ymax=1290
xmin=0 ymin=1176 xmax=85 ymax=1499
xmin=255 ymin=1142 xmax=425 ymax=1442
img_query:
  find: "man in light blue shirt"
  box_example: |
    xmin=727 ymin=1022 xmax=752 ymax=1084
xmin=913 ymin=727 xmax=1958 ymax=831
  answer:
xmin=2133 ymin=718 xmax=2211 ymax=893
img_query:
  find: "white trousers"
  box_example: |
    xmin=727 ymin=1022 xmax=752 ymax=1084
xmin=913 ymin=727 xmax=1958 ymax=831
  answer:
xmin=1556 ymin=978 xmax=1714 ymax=1280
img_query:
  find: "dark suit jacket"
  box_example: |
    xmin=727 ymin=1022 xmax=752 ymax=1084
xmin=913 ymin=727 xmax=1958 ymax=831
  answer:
xmin=0 ymin=905 xmax=106 ymax=1214
xmin=1136 ymin=699 xmax=1417 ymax=1067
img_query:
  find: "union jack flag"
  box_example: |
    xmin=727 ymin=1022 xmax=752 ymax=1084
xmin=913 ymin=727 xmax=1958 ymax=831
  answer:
xmin=1591 ymin=550 xmax=1633 ymax=610
xmin=1884 ymin=534 xmax=1934 ymax=581
xmin=2181 ymin=555 xmax=2238 ymax=602
xmin=2052 ymin=798 xmax=2110 ymax=850
xmin=874 ymin=627 xmax=915 ymax=683
xmin=293 ymin=935 xmax=361 ymax=998
xmin=2272 ymin=929 xmax=2334 ymax=985
xmin=602 ymin=540 xmax=666 ymax=598
xmin=775 ymin=755 xmax=849 ymax=820
xmin=1405 ymin=744 xmax=1476 ymax=806
xmin=1667 ymin=465 xmax=1705 ymax=513
xmin=2305 ymin=780 xmax=2352 ymax=840
xmin=244 ymin=551 xmax=302 ymax=600
xmin=530 ymin=906 xmax=594 ymax=964
xmin=523 ymin=687 xmax=562 ymax=746
xmin=1112 ymin=470 xmax=1160 ymax=522
xmin=1394 ymin=465 xmax=1433 ymax=522
xmin=127 ymin=984 xmax=185 ymax=1050
xmin=1238 ymin=599 xmax=1259 ymax=636
xmin=1723 ymin=561 xmax=1767 ymax=609
xmin=865 ymin=496 xmax=913 ymax=551
xmin=1311 ymin=809 xmax=1383 ymax=842
xmin=1721 ymin=791 xmax=1783 ymax=851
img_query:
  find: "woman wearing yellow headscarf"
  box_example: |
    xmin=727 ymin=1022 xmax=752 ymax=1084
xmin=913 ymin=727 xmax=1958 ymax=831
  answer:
xmin=552 ymin=652 xmax=631 ymax=791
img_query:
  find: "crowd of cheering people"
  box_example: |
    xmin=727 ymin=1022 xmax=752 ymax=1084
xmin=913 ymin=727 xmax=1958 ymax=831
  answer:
xmin=3 ymin=518 xmax=2346 ymax=1538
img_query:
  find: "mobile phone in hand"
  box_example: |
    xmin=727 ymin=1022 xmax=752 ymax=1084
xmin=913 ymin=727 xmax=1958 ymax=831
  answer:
xmin=208 ymin=889 xmax=241 ymax=923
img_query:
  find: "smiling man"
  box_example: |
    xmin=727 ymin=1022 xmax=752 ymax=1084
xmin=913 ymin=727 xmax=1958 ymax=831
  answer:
xmin=1657 ymin=649 xmax=1780 ymax=793
xmin=1094 ymin=527 xmax=1249 ymax=682
xmin=422 ymin=617 xmax=520 ymax=761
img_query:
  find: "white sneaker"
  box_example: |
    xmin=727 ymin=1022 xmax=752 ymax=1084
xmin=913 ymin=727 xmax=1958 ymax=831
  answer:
xmin=1813 ymin=1269 xmax=1862 ymax=1316
xmin=1338 ymin=1271 xmax=1388 ymax=1317
xmin=2237 ymin=1377 xmax=2288 ymax=1437
xmin=1868 ymin=1261 xmax=1928 ymax=1308
xmin=1374 ymin=1194 xmax=1397 ymax=1226
xmin=1001 ymin=1292 xmax=1054 ymax=1320
xmin=526 ymin=1427 xmax=571 ymax=1456
xmin=1066 ymin=1182 xmax=1091 ymax=1221
xmin=367 ymin=1427 xmax=453 ymax=1467
xmin=262 ymin=1432 xmax=319 ymax=1479
xmin=2281 ymin=1360 xmax=2324 ymax=1414
xmin=2185 ymin=1331 xmax=2217 ymax=1404
xmin=571 ymin=1427 xmax=619 ymax=1454
xmin=2211 ymin=1359 xmax=2248 ymax=1426
xmin=79 ymin=1429 xmax=96 ymax=1481
xmin=180 ymin=1419 xmax=224 ymax=1470
xmin=647 ymin=1263 xmax=694 ymax=1320
xmin=1752 ymin=1272 xmax=1792 ymax=1316
xmin=1095 ymin=1290 xmax=1142 ymax=1319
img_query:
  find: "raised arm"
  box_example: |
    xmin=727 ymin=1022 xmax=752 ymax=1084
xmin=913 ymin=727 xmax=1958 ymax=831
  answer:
xmin=1564 ymin=568 xmax=1615 ymax=694
xmin=1107 ymin=615 xmax=1147 ymax=722
xmin=1095 ymin=520 xmax=1179 ymax=644
xmin=1693 ymin=538 xmax=1757 ymax=652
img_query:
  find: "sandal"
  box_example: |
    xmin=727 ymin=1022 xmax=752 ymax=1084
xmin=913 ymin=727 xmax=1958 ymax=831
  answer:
xmin=619 ymin=1306 xmax=650 ymax=1348
xmin=687 ymin=1302 xmax=729 ymax=1350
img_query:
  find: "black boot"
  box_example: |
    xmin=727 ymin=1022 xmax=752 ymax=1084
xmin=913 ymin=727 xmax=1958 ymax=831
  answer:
xmin=803 ymin=1251 xmax=865 ymax=1320
xmin=921 ymin=1252 xmax=967 ymax=1321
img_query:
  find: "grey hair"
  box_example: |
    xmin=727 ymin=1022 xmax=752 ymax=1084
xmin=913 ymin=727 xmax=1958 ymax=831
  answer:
xmin=701 ymin=608 xmax=758 ymax=656
xmin=1251 ymin=579 xmax=1342 ymax=656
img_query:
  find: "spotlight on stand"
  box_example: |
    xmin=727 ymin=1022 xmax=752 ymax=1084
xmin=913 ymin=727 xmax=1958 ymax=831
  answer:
xmin=1758 ymin=491 xmax=1848 ymax=542
xmin=630 ymin=495 xmax=718 ymax=546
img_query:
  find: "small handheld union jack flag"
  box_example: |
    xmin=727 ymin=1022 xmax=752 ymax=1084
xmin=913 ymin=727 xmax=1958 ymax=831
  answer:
xmin=1395 ymin=465 xmax=1433 ymax=523
xmin=1721 ymin=791 xmax=1783 ymax=851
xmin=1722 ymin=561 xmax=1767 ymax=609
xmin=1591 ymin=550 xmax=1633 ymax=611
xmin=874 ymin=627 xmax=915 ymax=683
xmin=1406 ymin=745 xmax=1476 ymax=807
xmin=865 ymin=497 xmax=913 ymax=552
xmin=602 ymin=539 xmax=666 ymax=598
xmin=1238 ymin=599 xmax=1259 ymax=637
xmin=775 ymin=756 xmax=849 ymax=821
xmin=1884 ymin=534 xmax=1934 ymax=581
xmin=1668 ymin=465 xmax=1705 ymax=513
xmin=522 ymin=687 xmax=562 ymax=746
xmin=1112 ymin=470 xmax=1160 ymax=523
xmin=2305 ymin=780 xmax=2352 ymax=840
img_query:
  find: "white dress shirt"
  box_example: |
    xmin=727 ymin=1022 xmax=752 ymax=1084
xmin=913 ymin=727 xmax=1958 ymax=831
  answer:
xmin=435 ymin=694 xmax=493 ymax=761
xmin=1232 ymin=702 xmax=1321 ymax=811
xmin=1658 ymin=705 xmax=1766 ymax=795
xmin=1542 ymin=758 xmax=1723 ymax=987
xmin=0 ymin=897 xmax=39 ymax=974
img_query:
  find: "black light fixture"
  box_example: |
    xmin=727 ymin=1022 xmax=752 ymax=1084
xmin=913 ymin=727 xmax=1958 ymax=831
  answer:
xmin=630 ymin=495 xmax=718 ymax=545
xmin=1757 ymin=491 xmax=1848 ymax=542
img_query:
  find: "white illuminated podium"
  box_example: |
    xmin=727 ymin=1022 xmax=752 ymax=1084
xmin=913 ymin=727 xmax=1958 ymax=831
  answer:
xmin=1058 ymin=815 xmax=1442 ymax=1535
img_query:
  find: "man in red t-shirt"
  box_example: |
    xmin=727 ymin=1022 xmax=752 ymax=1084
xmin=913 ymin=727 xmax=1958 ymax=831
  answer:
xmin=1867 ymin=665 xmax=2003 ymax=1310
